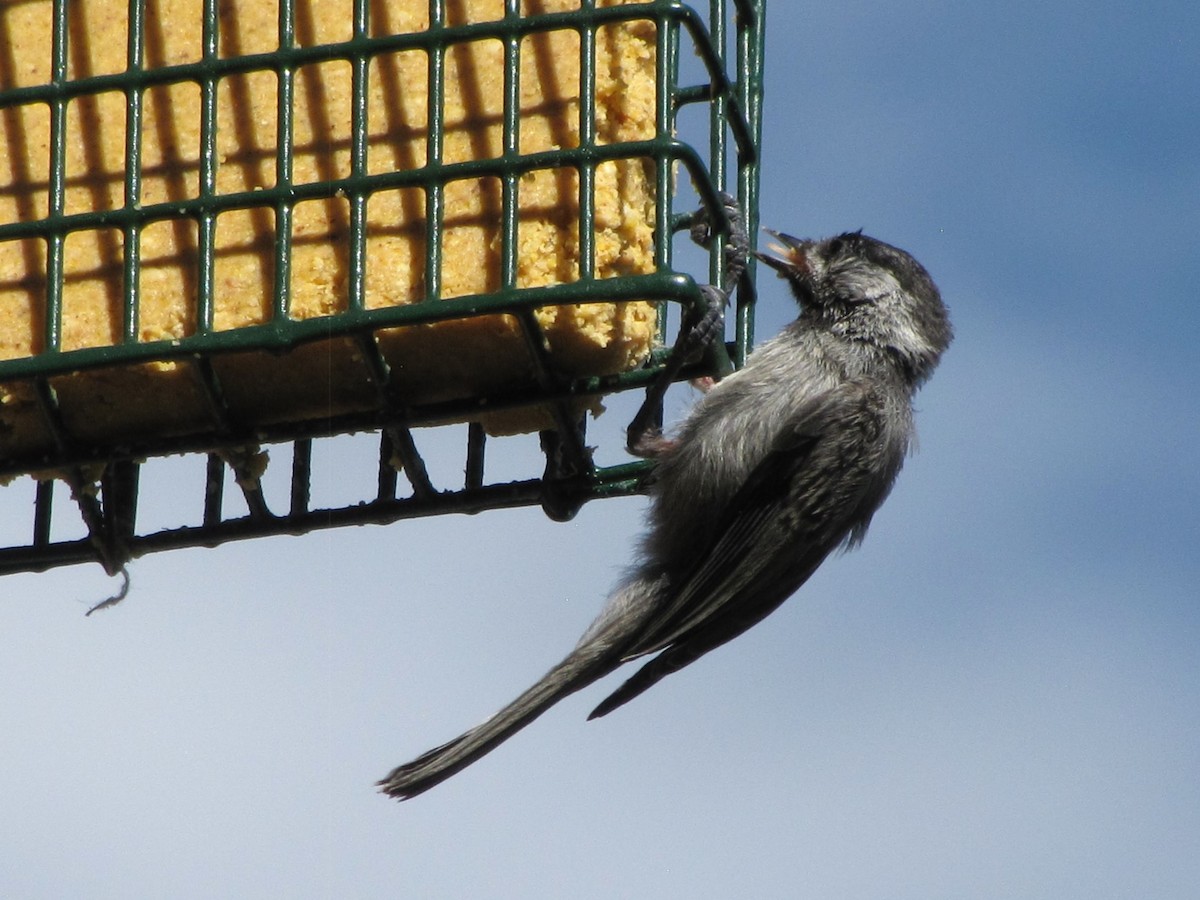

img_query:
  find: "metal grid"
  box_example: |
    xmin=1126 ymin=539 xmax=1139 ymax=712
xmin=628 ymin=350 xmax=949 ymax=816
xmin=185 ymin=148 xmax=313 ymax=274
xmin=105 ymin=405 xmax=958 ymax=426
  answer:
xmin=0 ymin=0 xmax=765 ymax=576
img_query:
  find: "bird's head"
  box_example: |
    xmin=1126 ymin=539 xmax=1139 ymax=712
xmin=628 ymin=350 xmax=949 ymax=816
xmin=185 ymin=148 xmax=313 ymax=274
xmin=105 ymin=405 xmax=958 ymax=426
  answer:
xmin=756 ymin=230 xmax=953 ymax=386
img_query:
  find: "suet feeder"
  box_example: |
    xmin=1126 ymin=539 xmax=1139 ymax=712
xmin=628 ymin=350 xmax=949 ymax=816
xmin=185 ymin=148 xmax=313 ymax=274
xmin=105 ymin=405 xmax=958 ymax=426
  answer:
xmin=0 ymin=0 xmax=764 ymax=577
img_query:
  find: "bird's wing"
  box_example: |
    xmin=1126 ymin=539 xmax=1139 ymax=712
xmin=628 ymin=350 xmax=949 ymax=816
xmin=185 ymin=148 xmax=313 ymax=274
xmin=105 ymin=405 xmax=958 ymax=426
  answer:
xmin=588 ymin=382 xmax=895 ymax=718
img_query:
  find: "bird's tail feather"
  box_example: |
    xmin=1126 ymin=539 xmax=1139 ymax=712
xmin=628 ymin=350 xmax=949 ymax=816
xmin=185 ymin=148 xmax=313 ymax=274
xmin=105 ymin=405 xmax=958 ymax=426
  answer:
xmin=380 ymin=576 xmax=671 ymax=800
xmin=378 ymin=639 xmax=621 ymax=800
xmin=588 ymin=642 xmax=693 ymax=720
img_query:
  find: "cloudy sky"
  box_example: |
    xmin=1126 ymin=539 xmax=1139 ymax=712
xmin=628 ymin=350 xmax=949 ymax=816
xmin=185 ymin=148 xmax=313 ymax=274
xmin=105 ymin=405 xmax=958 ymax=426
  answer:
xmin=3 ymin=1 xmax=1198 ymax=897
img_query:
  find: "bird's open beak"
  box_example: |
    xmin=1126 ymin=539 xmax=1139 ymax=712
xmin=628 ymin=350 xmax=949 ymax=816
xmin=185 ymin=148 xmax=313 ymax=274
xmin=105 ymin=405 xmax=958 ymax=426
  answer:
xmin=753 ymin=228 xmax=811 ymax=275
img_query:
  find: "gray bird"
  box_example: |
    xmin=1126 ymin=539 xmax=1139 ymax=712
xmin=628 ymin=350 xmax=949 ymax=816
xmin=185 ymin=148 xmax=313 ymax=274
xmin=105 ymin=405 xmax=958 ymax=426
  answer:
xmin=379 ymin=230 xmax=952 ymax=800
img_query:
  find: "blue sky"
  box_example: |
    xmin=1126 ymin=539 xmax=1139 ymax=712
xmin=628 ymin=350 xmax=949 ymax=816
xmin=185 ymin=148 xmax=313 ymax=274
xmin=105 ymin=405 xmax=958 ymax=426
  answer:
xmin=3 ymin=1 xmax=1199 ymax=897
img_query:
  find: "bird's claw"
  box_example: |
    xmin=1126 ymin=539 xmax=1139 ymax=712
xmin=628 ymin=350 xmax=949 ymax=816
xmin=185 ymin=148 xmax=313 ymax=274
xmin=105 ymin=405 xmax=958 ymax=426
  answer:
xmin=687 ymin=190 xmax=749 ymax=296
xmin=625 ymin=425 xmax=676 ymax=459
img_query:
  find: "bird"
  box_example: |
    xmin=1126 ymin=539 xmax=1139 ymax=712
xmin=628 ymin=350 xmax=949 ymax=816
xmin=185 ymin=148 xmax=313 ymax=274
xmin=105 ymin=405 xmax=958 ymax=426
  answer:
xmin=378 ymin=229 xmax=953 ymax=799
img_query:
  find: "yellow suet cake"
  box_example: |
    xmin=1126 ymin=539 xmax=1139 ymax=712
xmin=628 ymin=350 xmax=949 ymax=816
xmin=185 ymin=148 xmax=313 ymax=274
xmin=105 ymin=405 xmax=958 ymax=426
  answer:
xmin=0 ymin=0 xmax=658 ymax=468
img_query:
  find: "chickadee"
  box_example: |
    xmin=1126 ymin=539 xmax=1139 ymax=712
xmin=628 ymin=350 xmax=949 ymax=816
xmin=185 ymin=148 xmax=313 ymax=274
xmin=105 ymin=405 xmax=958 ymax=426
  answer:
xmin=379 ymin=230 xmax=952 ymax=800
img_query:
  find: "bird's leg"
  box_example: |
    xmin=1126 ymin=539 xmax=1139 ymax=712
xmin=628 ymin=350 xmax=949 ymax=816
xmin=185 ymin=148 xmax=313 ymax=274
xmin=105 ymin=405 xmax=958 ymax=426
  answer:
xmin=626 ymin=192 xmax=748 ymax=458
xmin=690 ymin=190 xmax=749 ymax=299
xmin=625 ymin=284 xmax=725 ymax=458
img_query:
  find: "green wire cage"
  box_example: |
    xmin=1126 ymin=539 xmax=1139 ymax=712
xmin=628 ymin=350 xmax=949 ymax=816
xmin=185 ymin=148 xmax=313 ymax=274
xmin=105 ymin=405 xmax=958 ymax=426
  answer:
xmin=0 ymin=0 xmax=765 ymax=578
